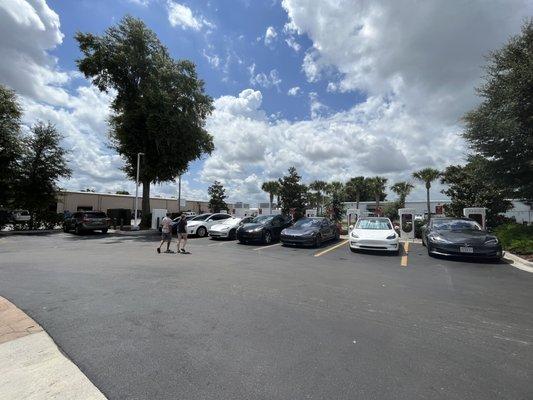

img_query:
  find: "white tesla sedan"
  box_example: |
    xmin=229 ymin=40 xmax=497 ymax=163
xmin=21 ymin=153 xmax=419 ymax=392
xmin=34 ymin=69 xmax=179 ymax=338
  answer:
xmin=186 ymin=213 xmax=232 ymax=237
xmin=349 ymin=217 xmax=399 ymax=254
xmin=208 ymin=216 xmax=254 ymax=240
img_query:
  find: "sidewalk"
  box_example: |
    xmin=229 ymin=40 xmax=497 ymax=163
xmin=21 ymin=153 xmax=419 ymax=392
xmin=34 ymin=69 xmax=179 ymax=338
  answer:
xmin=0 ymin=297 xmax=106 ymax=400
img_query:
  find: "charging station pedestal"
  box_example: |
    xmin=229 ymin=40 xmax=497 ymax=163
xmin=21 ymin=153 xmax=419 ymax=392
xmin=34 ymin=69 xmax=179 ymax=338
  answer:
xmin=346 ymin=209 xmax=361 ymax=230
xmin=463 ymin=207 xmax=487 ymax=229
xmin=398 ymin=208 xmax=416 ymax=240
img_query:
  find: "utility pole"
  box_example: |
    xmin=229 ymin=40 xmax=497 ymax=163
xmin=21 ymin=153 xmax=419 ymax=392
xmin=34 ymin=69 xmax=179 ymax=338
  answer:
xmin=133 ymin=152 xmax=144 ymax=230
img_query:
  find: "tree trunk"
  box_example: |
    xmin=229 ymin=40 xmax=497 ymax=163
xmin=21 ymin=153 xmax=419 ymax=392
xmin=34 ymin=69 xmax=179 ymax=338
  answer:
xmin=317 ymin=191 xmax=320 ymax=216
xmin=356 ymin=192 xmax=360 ymax=210
xmin=375 ymin=195 xmax=380 ymax=215
xmin=141 ymin=178 xmax=151 ymax=227
xmin=426 ymin=186 xmax=431 ymax=221
xmin=269 ymin=193 xmax=274 ymax=215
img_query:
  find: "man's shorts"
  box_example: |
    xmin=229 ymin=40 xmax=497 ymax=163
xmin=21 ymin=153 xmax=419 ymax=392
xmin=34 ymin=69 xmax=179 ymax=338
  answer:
xmin=161 ymin=232 xmax=172 ymax=242
xmin=177 ymin=232 xmax=187 ymax=240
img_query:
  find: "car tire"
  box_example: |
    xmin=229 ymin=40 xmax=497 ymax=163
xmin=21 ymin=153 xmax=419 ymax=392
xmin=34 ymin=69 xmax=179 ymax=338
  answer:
xmin=197 ymin=226 xmax=207 ymax=237
xmin=422 ymin=236 xmax=426 ymax=247
xmin=427 ymin=244 xmax=434 ymax=257
xmin=75 ymin=225 xmax=81 ymax=235
xmin=314 ymin=234 xmax=322 ymax=248
xmin=263 ymin=231 xmax=272 ymax=244
xmin=229 ymin=229 xmax=236 ymax=240
xmin=101 ymin=228 xmax=108 ymax=234
xmin=63 ymin=225 xmax=68 ymax=233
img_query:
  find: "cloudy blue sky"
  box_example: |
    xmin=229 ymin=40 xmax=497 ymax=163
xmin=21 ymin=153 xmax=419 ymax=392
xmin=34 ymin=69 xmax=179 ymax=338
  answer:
xmin=0 ymin=0 xmax=531 ymax=203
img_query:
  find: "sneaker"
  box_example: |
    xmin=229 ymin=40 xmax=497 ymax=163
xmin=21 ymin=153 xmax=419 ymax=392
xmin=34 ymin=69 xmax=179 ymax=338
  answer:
xmin=157 ymin=248 xmax=161 ymax=254
xmin=180 ymin=249 xmax=186 ymax=254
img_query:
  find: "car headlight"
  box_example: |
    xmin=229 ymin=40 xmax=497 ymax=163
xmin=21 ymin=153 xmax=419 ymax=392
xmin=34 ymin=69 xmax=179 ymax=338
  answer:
xmin=386 ymin=233 xmax=397 ymax=240
xmin=221 ymin=226 xmax=230 ymax=231
xmin=251 ymin=227 xmax=262 ymax=232
xmin=351 ymin=231 xmax=359 ymax=238
xmin=485 ymin=237 xmax=499 ymax=246
xmin=428 ymin=234 xmax=450 ymax=244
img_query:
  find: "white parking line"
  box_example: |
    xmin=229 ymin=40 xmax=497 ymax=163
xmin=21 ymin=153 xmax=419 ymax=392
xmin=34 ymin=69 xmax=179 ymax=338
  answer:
xmin=253 ymin=243 xmax=282 ymax=251
xmin=207 ymin=241 xmax=234 ymax=247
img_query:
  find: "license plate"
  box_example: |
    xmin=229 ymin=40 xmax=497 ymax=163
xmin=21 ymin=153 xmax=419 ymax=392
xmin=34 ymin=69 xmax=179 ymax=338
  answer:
xmin=460 ymin=246 xmax=473 ymax=253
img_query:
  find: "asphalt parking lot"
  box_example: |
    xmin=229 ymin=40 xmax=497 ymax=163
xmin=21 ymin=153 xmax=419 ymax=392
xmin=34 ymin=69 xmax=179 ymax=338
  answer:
xmin=0 ymin=232 xmax=532 ymax=400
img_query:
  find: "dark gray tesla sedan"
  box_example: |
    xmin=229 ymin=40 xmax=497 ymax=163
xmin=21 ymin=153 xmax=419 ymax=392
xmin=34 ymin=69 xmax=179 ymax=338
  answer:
xmin=421 ymin=217 xmax=502 ymax=259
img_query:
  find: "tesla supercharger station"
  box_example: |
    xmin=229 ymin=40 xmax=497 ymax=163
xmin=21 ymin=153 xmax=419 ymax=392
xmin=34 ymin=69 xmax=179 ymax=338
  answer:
xmin=151 ymin=209 xmax=167 ymax=229
xmin=463 ymin=207 xmax=487 ymax=229
xmin=346 ymin=208 xmax=361 ymax=230
xmin=398 ymin=208 xmax=416 ymax=240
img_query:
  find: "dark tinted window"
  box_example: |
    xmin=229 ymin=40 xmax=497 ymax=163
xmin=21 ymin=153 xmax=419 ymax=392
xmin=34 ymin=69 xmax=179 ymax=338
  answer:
xmin=432 ymin=219 xmax=481 ymax=231
xmin=252 ymin=215 xmax=274 ymax=224
xmin=84 ymin=212 xmax=107 ymax=218
xmin=294 ymin=218 xmax=321 ymax=228
xmin=191 ymin=214 xmax=211 ymax=221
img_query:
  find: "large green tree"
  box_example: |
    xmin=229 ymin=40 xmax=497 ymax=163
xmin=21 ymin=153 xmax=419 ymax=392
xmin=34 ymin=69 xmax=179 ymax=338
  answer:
xmin=309 ymin=180 xmax=328 ymax=215
xmin=76 ymin=16 xmax=214 ymax=220
xmin=15 ymin=122 xmax=71 ymax=229
xmin=261 ymin=180 xmax=280 ymax=213
xmin=366 ymin=176 xmax=387 ymax=215
xmin=440 ymin=156 xmax=512 ymax=227
xmin=412 ymin=168 xmax=441 ymax=220
xmin=463 ymin=20 xmax=533 ymax=201
xmin=345 ymin=176 xmax=367 ymax=209
xmin=0 ymin=85 xmax=22 ymax=208
xmin=278 ymin=167 xmax=307 ymax=219
xmin=207 ymin=181 xmax=228 ymax=213
xmin=390 ymin=181 xmax=414 ymax=208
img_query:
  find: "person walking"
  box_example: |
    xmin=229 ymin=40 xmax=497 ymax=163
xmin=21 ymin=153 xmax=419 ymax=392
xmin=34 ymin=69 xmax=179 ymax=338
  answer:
xmin=157 ymin=212 xmax=173 ymax=254
xmin=176 ymin=213 xmax=188 ymax=254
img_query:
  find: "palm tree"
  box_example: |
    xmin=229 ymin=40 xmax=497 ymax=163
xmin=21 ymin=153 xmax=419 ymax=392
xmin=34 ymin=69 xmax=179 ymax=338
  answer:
xmin=346 ymin=176 xmax=367 ymax=209
xmin=261 ymin=180 xmax=280 ymax=214
xmin=367 ymin=176 xmax=387 ymax=215
xmin=390 ymin=181 xmax=414 ymax=208
xmin=309 ymin=180 xmax=328 ymax=216
xmin=412 ymin=168 xmax=441 ymax=220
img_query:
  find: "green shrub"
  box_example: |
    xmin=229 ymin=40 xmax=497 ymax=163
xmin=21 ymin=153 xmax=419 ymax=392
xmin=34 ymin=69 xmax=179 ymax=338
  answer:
xmin=494 ymin=223 xmax=533 ymax=255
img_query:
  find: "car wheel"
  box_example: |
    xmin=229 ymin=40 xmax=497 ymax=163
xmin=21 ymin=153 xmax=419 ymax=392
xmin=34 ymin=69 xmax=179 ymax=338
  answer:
xmin=334 ymin=230 xmax=340 ymax=241
xmin=63 ymin=224 xmax=68 ymax=233
xmin=229 ymin=229 xmax=236 ymax=240
xmin=197 ymin=226 xmax=207 ymax=237
xmin=314 ymin=234 xmax=322 ymax=248
xmin=101 ymin=228 xmax=108 ymax=234
xmin=75 ymin=225 xmax=81 ymax=235
xmin=422 ymin=236 xmax=426 ymax=247
xmin=263 ymin=231 xmax=272 ymax=244
xmin=427 ymin=244 xmax=434 ymax=257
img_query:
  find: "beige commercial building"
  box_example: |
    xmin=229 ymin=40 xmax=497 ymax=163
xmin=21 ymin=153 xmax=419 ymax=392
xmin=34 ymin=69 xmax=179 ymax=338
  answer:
xmin=55 ymin=190 xmax=227 ymax=215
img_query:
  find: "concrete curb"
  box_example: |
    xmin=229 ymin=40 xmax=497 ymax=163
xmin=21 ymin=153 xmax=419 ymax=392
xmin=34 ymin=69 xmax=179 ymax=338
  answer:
xmin=0 ymin=229 xmax=62 ymax=236
xmin=0 ymin=297 xmax=107 ymax=399
xmin=503 ymin=252 xmax=533 ymax=273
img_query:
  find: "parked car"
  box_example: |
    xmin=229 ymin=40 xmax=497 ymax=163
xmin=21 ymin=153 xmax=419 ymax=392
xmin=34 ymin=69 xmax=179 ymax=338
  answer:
xmin=186 ymin=213 xmax=233 ymax=237
xmin=237 ymin=214 xmax=292 ymax=244
xmin=63 ymin=211 xmax=109 ymax=234
xmin=349 ymin=217 xmax=399 ymax=254
xmin=280 ymin=217 xmax=339 ymax=247
xmin=11 ymin=210 xmax=31 ymax=222
xmin=421 ymin=217 xmax=502 ymax=259
xmin=208 ymin=216 xmax=254 ymax=240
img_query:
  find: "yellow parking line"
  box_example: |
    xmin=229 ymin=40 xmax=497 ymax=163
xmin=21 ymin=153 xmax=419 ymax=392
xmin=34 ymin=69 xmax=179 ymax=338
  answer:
xmin=253 ymin=243 xmax=282 ymax=251
xmin=314 ymin=240 xmax=348 ymax=257
xmin=401 ymin=242 xmax=409 ymax=267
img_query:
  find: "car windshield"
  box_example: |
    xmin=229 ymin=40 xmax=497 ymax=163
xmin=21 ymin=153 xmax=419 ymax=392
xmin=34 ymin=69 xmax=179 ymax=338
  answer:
xmin=356 ymin=219 xmax=392 ymax=230
xmin=432 ymin=219 xmax=482 ymax=231
xmin=191 ymin=214 xmax=211 ymax=221
xmin=252 ymin=215 xmax=274 ymax=224
xmin=84 ymin=212 xmax=106 ymax=218
xmin=293 ymin=218 xmax=321 ymax=228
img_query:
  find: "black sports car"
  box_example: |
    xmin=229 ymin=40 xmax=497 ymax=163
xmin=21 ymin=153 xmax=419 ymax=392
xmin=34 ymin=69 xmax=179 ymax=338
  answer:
xmin=422 ymin=217 xmax=502 ymax=259
xmin=236 ymin=214 xmax=292 ymax=244
xmin=280 ymin=217 xmax=339 ymax=247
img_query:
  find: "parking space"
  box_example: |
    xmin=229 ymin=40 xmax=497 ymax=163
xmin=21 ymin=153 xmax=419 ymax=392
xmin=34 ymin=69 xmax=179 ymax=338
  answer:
xmin=0 ymin=232 xmax=532 ymax=399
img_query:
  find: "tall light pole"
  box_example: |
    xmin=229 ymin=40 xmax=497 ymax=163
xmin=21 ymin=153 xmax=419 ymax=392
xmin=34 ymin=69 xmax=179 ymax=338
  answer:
xmin=133 ymin=152 xmax=144 ymax=230
xmin=177 ymin=175 xmax=182 ymax=212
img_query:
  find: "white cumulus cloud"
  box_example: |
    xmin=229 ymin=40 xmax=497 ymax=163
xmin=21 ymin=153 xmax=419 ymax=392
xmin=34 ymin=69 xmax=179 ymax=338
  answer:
xmin=167 ymin=1 xmax=212 ymax=31
xmin=264 ymin=26 xmax=277 ymax=46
